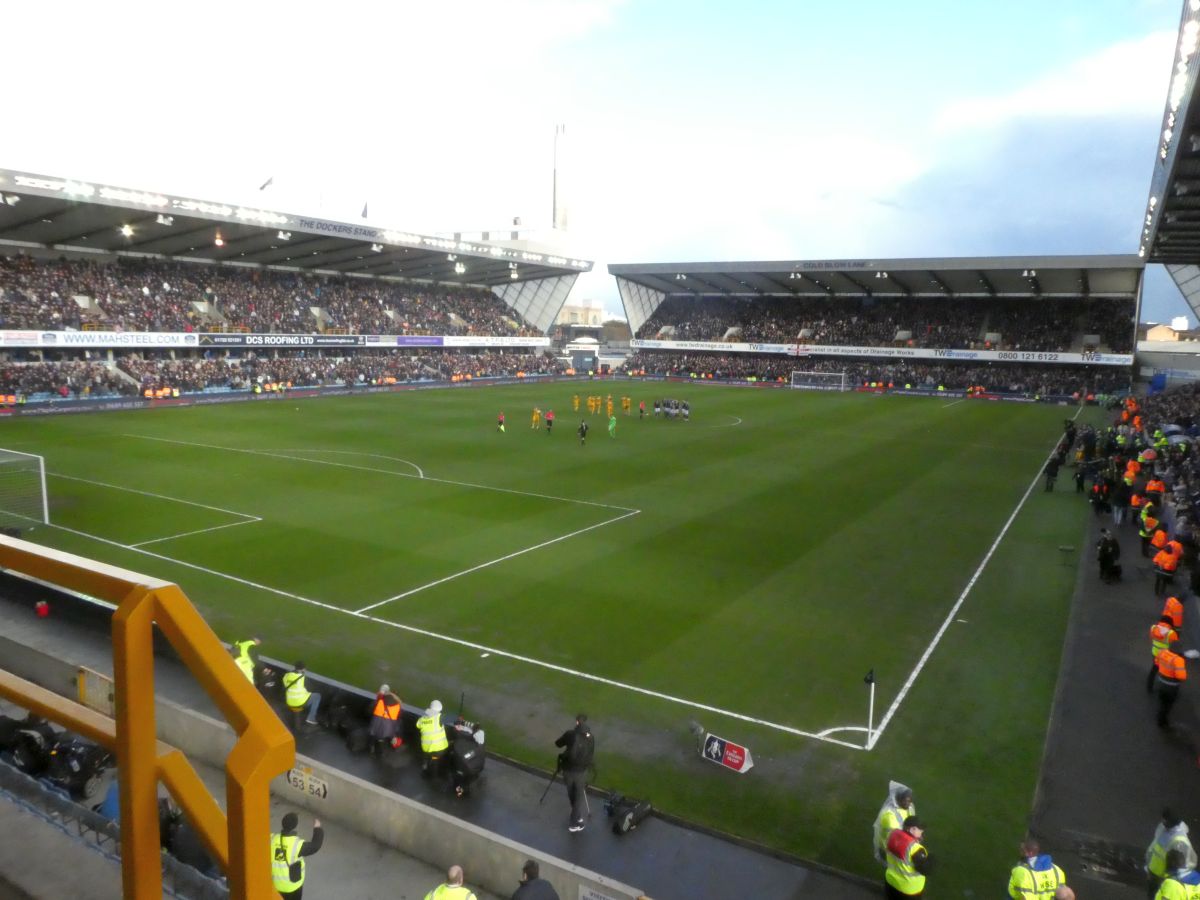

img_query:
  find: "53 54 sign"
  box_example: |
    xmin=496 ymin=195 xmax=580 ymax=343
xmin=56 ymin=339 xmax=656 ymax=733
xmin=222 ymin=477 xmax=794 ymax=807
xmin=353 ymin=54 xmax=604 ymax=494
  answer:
xmin=286 ymin=767 xmax=329 ymax=800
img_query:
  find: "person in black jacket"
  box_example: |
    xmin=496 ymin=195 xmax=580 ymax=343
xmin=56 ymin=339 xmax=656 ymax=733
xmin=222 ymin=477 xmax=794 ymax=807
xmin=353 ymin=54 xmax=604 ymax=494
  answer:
xmin=1097 ymin=528 xmax=1121 ymax=582
xmin=512 ymin=860 xmax=560 ymax=900
xmin=554 ymin=714 xmax=594 ymax=833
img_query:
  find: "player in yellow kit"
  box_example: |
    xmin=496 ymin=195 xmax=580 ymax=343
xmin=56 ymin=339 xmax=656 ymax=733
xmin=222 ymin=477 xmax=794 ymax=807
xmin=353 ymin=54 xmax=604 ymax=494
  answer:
xmin=572 ymin=394 xmax=580 ymax=413
xmin=606 ymin=396 xmax=614 ymax=418
xmin=531 ymin=407 xmax=542 ymax=429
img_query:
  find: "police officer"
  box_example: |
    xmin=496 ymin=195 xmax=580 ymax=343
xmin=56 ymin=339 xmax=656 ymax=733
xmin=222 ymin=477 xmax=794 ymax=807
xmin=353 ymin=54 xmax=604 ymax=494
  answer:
xmin=1148 ymin=810 xmax=1198 ymax=898
xmin=270 ymin=812 xmax=324 ymax=899
xmin=1155 ymin=847 xmax=1200 ymax=899
xmin=1008 ymin=838 xmax=1067 ymax=899
xmin=885 ymin=815 xmax=930 ymax=898
xmin=230 ymin=637 xmax=261 ymax=684
xmin=424 ymin=864 xmax=478 ymax=900
xmin=416 ymin=700 xmax=449 ymax=777
xmin=873 ymin=782 xmax=916 ymax=864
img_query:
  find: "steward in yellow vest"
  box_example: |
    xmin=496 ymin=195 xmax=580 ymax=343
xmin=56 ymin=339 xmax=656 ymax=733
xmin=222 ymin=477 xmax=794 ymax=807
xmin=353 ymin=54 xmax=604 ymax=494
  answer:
xmin=416 ymin=699 xmax=449 ymax=775
xmin=270 ymin=812 xmax=323 ymax=897
xmin=885 ymin=816 xmax=929 ymax=897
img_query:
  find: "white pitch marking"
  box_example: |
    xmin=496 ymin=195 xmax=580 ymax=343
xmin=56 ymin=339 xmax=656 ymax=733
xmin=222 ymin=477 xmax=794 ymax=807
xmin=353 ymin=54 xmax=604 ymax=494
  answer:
xmin=271 ymin=449 xmax=425 ymax=479
xmin=130 ymin=518 xmax=262 ymax=548
xmin=39 ymin=520 xmax=864 ymax=750
xmin=941 ymin=399 xmax=967 ymax=409
xmin=355 ymin=509 xmax=641 ymax=613
xmin=866 ymin=404 xmax=1084 ymax=750
xmin=126 ymin=435 xmax=637 ymax=513
xmin=706 ymin=415 xmax=744 ymax=428
xmin=50 ymin=472 xmax=259 ymax=521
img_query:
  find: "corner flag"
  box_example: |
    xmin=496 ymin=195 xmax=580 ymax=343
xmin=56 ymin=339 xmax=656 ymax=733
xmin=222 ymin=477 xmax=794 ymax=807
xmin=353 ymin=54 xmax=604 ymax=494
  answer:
xmin=864 ymin=669 xmax=875 ymax=685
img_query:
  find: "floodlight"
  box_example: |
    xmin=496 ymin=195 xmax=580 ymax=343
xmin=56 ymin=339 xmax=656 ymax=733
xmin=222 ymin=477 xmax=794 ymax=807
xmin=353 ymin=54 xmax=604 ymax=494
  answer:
xmin=155 ymin=214 xmax=174 ymax=226
xmin=454 ymin=262 xmax=466 ymax=275
xmin=4 ymin=194 xmax=20 ymax=206
xmin=447 ymin=253 xmax=457 ymax=261
xmin=1150 ymin=196 xmax=1159 ymax=208
xmin=370 ymin=243 xmax=383 ymax=252
xmin=277 ymin=230 xmax=291 ymax=241
xmin=510 ymin=270 xmax=518 ymax=279
xmin=214 ymin=232 xmax=225 ymax=247
xmin=119 ymin=224 xmax=134 ymax=237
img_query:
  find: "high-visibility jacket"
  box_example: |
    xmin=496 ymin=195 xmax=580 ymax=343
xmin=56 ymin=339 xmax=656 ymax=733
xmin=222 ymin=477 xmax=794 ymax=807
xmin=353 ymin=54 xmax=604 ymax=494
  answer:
xmin=1143 ymin=503 xmax=1157 ymax=524
xmin=416 ymin=713 xmax=449 ymax=754
xmin=1150 ymin=830 xmax=1197 ymax=878
xmin=885 ymin=829 xmax=927 ymax=896
xmin=1157 ymin=650 xmax=1188 ymax=686
xmin=1132 ymin=494 xmax=1145 ymax=509
xmin=1165 ymin=597 xmax=1185 ymax=629
xmin=1008 ymin=855 xmax=1066 ymax=899
xmin=283 ymin=671 xmax=311 ymax=709
xmin=1168 ymin=540 xmax=1185 ymax=560
xmin=372 ymin=696 xmax=401 ymax=722
xmin=270 ymin=833 xmax=305 ymax=893
xmin=1148 ymin=479 xmax=1167 ymax=497
xmin=423 ymin=884 xmax=478 ymax=900
xmin=873 ymin=803 xmax=914 ymax=862
xmin=232 ymin=640 xmax=256 ymax=682
xmin=1155 ymin=868 xmax=1200 ymax=899
xmin=1142 ymin=517 xmax=1161 ymax=539
xmin=1153 ymin=530 xmax=1170 ymax=551
xmin=1152 ymin=623 xmax=1179 ymax=659
xmin=1156 ymin=550 xmax=1180 ymax=574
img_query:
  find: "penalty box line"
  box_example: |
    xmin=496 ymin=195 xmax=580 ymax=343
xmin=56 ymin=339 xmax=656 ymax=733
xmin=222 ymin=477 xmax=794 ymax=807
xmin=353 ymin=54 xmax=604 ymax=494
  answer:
xmin=48 ymin=472 xmax=262 ymax=547
xmin=41 ymin=519 xmax=865 ymax=751
xmin=866 ymin=404 xmax=1084 ymax=750
xmin=125 ymin=435 xmax=639 ymax=514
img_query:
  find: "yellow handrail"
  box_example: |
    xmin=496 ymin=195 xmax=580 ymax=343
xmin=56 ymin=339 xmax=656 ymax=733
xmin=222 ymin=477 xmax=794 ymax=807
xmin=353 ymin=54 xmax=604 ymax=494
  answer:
xmin=0 ymin=535 xmax=294 ymax=899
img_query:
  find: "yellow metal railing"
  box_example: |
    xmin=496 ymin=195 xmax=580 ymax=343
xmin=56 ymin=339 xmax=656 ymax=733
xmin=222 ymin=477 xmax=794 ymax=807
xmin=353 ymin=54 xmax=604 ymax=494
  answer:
xmin=0 ymin=535 xmax=294 ymax=899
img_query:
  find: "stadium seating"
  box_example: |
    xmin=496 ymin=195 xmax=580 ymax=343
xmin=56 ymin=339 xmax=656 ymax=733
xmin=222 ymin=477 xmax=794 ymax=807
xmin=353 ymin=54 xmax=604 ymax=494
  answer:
xmin=635 ymin=295 xmax=1135 ymax=353
xmin=0 ymin=254 xmax=540 ymax=337
xmin=621 ymin=351 xmax=1128 ymax=396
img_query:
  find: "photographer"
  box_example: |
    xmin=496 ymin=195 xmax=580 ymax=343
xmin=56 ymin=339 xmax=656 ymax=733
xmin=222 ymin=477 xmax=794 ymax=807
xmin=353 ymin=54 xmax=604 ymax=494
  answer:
xmin=449 ymin=721 xmax=486 ymax=799
xmin=554 ymin=713 xmax=594 ymax=833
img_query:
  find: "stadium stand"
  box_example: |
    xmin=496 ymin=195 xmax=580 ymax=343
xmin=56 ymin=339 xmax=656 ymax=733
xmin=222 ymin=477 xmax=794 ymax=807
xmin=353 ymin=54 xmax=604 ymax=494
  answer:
xmin=634 ymin=295 xmax=1134 ymax=353
xmin=0 ymin=351 xmax=566 ymax=401
xmin=0 ymin=254 xmax=542 ymax=337
xmin=620 ymin=351 xmax=1128 ymax=396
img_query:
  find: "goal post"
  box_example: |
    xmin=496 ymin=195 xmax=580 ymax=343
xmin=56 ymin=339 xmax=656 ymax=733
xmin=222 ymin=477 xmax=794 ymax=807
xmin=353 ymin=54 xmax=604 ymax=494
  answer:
xmin=0 ymin=449 xmax=49 ymax=529
xmin=790 ymin=370 xmax=849 ymax=392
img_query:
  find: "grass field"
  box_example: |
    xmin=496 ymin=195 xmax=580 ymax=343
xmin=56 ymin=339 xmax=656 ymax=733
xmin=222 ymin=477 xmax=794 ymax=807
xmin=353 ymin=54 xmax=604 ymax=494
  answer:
xmin=0 ymin=382 xmax=1097 ymax=891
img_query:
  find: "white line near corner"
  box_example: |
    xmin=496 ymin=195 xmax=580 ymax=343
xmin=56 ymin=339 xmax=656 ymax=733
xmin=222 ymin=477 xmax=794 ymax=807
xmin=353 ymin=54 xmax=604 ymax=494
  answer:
xmin=356 ymin=509 xmax=641 ymax=613
xmin=866 ymin=404 xmax=1083 ymax=750
xmin=40 ymin=519 xmax=865 ymax=750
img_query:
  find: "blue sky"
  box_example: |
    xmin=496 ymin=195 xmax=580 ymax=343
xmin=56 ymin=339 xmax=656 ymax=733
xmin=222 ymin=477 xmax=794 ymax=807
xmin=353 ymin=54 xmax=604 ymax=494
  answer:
xmin=0 ymin=0 xmax=1191 ymax=322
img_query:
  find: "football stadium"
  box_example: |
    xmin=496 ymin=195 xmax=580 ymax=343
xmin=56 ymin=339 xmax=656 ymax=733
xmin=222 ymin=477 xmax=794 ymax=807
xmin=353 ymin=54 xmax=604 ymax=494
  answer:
xmin=3 ymin=4 xmax=1200 ymax=900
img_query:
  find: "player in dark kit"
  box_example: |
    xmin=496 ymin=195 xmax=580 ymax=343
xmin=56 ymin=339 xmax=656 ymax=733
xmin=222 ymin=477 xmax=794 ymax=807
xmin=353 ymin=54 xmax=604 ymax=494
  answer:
xmin=546 ymin=409 xmax=555 ymax=434
xmin=578 ymin=420 xmax=589 ymax=445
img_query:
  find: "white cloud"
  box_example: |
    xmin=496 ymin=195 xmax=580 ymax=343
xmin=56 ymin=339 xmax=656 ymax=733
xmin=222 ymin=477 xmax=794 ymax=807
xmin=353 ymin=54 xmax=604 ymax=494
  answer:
xmin=935 ymin=30 xmax=1176 ymax=131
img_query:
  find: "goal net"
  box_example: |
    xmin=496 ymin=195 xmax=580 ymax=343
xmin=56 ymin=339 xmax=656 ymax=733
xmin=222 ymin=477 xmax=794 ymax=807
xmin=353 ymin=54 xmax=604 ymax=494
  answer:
xmin=790 ymin=370 xmax=849 ymax=392
xmin=0 ymin=449 xmax=49 ymax=530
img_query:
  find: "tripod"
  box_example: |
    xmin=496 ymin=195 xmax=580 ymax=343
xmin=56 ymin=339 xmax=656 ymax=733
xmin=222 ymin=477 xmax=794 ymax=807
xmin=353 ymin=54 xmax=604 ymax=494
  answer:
xmin=538 ymin=761 xmax=592 ymax=818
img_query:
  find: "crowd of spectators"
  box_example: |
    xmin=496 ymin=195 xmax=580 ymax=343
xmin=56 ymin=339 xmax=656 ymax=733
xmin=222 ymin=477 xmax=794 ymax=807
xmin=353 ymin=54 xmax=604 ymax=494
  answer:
xmin=0 ymin=253 xmax=541 ymax=336
xmin=0 ymin=360 xmax=132 ymax=398
xmin=636 ymin=295 xmax=1135 ymax=353
xmin=621 ymin=351 xmax=1129 ymax=396
xmin=112 ymin=350 xmax=566 ymax=394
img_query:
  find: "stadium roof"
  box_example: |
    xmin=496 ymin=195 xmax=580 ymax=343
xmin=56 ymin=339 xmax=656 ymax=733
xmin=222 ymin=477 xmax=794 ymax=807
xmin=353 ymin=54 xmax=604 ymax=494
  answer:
xmin=609 ymin=255 xmax=1144 ymax=335
xmin=1140 ymin=1 xmax=1200 ymax=322
xmin=0 ymin=169 xmax=592 ymax=331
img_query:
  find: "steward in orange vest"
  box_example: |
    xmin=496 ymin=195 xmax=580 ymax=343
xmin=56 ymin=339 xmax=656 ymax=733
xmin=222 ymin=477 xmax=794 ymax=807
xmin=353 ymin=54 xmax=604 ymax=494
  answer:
xmin=368 ymin=685 xmax=402 ymax=754
xmin=1155 ymin=648 xmax=1188 ymax=730
xmin=1155 ymin=548 xmax=1180 ymax=595
xmin=1149 ymin=616 xmax=1180 ymax=692
xmin=1164 ymin=596 xmax=1185 ymax=629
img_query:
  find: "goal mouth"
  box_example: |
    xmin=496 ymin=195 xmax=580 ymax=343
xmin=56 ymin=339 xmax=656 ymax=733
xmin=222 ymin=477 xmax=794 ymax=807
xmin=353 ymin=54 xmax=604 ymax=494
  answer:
xmin=0 ymin=448 xmax=50 ymax=530
xmin=789 ymin=370 xmax=849 ymax=392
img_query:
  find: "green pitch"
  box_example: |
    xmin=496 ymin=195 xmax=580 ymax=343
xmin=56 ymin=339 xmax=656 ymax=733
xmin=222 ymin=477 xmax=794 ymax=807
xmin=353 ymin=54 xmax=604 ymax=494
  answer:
xmin=1 ymin=384 xmax=1094 ymax=891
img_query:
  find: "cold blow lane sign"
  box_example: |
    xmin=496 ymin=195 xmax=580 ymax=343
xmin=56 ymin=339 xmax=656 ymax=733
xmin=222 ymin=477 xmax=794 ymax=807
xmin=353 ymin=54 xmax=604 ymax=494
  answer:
xmin=701 ymin=733 xmax=754 ymax=774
